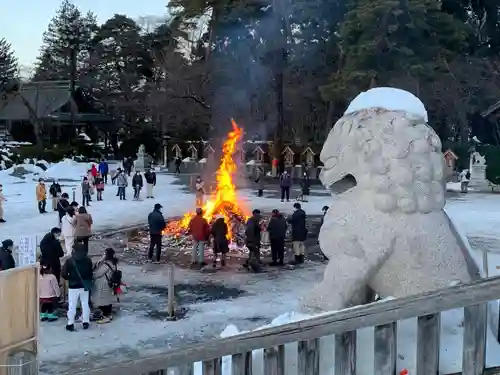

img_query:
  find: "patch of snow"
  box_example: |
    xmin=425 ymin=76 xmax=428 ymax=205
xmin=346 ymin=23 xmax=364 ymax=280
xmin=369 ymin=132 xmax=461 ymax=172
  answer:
xmin=183 ymin=157 xmax=193 ymax=163
xmin=446 ymin=182 xmax=476 ymax=192
xmin=40 ymin=159 xmax=89 ymax=181
xmin=198 ymin=158 xmax=207 ymax=163
xmin=345 ymin=87 xmax=428 ymax=122
xmin=246 ymin=160 xmax=256 ymax=165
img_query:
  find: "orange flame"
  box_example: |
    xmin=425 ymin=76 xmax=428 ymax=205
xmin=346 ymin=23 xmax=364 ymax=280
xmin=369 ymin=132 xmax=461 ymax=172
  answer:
xmin=164 ymin=119 xmax=249 ymax=239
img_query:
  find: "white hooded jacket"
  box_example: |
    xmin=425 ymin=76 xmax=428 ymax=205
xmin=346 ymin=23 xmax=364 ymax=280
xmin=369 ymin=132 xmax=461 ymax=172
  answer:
xmin=61 ymin=214 xmax=75 ymax=237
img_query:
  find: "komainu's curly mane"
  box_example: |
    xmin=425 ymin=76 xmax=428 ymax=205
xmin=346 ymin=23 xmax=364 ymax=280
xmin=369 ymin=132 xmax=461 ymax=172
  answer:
xmin=337 ymin=108 xmax=445 ymax=214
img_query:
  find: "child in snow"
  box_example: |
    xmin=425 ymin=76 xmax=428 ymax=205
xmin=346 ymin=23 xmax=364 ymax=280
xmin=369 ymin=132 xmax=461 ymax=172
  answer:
xmin=95 ymin=173 xmax=105 ymax=201
xmin=39 ymin=262 xmax=61 ymax=322
xmin=0 ymin=184 xmax=6 ymax=223
xmin=36 ymin=178 xmax=47 ymax=214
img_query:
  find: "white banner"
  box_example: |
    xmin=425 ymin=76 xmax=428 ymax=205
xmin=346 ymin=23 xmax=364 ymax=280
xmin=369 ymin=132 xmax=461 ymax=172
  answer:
xmin=17 ymin=236 xmax=37 ymax=267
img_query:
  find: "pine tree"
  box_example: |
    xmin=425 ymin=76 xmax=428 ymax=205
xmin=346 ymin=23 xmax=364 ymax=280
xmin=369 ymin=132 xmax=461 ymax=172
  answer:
xmin=33 ymin=0 xmax=96 ymax=81
xmin=0 ymin=38 xmax=18 ymax=86
xmin=323 ymin=0 xmax=471 ymax=100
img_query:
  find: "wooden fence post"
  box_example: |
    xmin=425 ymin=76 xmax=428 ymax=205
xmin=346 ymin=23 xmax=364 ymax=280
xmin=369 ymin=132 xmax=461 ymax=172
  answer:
xmin=7 ymin=350 xmax=37 ymax=375
xmin=167 ymin=263 xmax=175 ymax=320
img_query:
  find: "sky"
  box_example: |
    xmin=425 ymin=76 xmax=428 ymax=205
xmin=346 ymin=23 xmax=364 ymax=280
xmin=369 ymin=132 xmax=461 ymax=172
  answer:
xmin=1 ymin=0 xmax=168 ymax=72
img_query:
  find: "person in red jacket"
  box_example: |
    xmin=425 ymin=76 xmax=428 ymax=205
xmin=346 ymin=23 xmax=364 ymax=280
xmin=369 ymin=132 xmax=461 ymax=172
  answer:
xmin=90 ymin=164 xmax=98 ymax=178
xmin=188 ymin=208 xmax=210 ymax=269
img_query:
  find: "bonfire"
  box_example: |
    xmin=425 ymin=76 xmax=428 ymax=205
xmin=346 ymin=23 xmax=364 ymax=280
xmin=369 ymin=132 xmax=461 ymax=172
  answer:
xmin=164 ymin=119 xmax=250 ymax=242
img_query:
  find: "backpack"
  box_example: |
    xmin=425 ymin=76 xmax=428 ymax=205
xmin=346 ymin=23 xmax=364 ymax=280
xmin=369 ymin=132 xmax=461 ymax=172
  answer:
xmin=105 ymin=263 xmax=122 ymax=291
xmin=466 ymin=171 xmax=471 ymax=180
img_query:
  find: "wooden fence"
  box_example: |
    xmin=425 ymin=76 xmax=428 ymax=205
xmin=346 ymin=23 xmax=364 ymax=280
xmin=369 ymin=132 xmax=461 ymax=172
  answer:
xmin=77 ymin=275 xmax=500 ymax=375
xmin=0 ymin=265 xmax=39 ymax=375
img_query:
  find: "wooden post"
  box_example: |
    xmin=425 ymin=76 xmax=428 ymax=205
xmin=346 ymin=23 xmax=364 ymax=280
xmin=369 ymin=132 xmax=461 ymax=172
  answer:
xmin=7 ymin=350 xmax=37 ymax=375
xmin=334 ymin=331 xmax=356 ymax=375
xmin=463 ymin=304 xmax=487 ymax=375
xmin=483 ymin=249 xmax=489 ymax=278
xmin=167 ymin=263 xmax=175 ymax=320
xmin=298 ymin=339 xmax=320 ymax=375
xmin=417 ymin=313 xmax=440 ymax=375
xmin=263 ymin=346 xmax=285 ymax=375
xmin=232 ymin=352 xmax=252 ymax=375
xmin=374 ymin=322 xmax=397 ymax=375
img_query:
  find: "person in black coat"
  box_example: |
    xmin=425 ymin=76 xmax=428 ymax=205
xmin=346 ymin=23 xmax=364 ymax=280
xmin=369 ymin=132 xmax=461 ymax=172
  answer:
xmin=0 ymin=239 xmax=15 ymax=270
xmin=144 ymin=169 xmax=156 ymax=198
xmin=40 ymin=227 xmax=64 ymax=282
xmin=132 ymin=172 xmax=143 ymax=200
xmin=148 ymin=203 xmax=166 ymax=262
xmin=49 ymin=180 xmax=62 ymax=211
xmin=210 ymin=215 xmax=229 ymax=268
xmin=287 ymin=203 xmax=308 ymax=264
xmin=267 ymin=209 xmax=287 ymax=266
xmin=57 ymin=193 xmax=70 ymax=224
xmin=245 ymin=209 xmax=262 ymax=272
xmin=175 ymin=157 xmax=182 ymax=174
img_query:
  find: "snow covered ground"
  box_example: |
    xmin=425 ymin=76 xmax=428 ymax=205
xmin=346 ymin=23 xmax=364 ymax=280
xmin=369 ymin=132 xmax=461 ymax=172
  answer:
xmin=3 ymin=160 xmax=500 ymax=374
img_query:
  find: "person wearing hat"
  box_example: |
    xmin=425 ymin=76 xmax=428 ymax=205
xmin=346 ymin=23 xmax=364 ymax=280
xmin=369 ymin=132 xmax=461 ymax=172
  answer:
xmin=0 ymin=239 xmax=15 ymax=271
xmin=267 ymin=209 xmax=287 ymax=266
xmin=188 ymin=207 xmax=210 ymax=268
xmin=287 ymin=202 xmax=308 ymax=264
xmin=244 ymin=209 xmax=262 ymax=272
xmin=147 ymin=203 xmax=166 ymax=262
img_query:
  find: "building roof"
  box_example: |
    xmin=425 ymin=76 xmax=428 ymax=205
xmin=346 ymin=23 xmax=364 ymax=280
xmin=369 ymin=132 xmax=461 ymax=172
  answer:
xmin=0 ymin=81 xmax=73 ymax=121
xmin=444 ymin=149 xmax=458 ymax=159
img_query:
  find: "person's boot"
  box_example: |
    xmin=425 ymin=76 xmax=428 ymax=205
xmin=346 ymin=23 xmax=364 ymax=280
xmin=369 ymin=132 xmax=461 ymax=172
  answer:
xmin=289 ymin=255 xmax=301 ymax=265
xmin=298 ymin=254 xmax=305 ymax=264
xmin=40 ymin=312 xmax=48 ymax=321
xmin=47 ymin=313 xmax=58 ymax=322
xmin=83 ymin=322 xmax=90 ymax=330
xmin=0 ymin=218 xmax=6 ymax=223
xmin=66 ymin=324 xmax=75 ymax=332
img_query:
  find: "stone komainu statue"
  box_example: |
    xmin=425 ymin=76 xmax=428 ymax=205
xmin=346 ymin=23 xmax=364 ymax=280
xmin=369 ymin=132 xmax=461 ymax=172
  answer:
xmin=305 ymin=88 xmax=471 ymax=312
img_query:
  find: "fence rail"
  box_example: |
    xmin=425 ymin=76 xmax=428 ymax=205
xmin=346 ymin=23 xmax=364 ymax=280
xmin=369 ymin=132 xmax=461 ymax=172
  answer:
xmin=78 ymin=275 xmax=500 ymax=375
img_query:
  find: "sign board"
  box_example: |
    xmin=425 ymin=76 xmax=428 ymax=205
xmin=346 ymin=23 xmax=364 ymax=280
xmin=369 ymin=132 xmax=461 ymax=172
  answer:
xmin=17 ymin=236 xmax=37 ymax=267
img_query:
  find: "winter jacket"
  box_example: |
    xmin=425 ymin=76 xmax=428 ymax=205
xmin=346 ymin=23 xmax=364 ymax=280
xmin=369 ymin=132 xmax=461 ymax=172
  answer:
xmin=188 ymin=214 xmax=210 ymax=241
xmin=36 ymin=183 xmax=46 ymax=201
xmin=148 ymin=209 xmax=166 ymax=235
xmin=39 ymin=273 xmax=61 ymax=298
xmin=0 ymin=248 xmax=15 ymax=270
xmin=92 ymin=260 xmax=116 ymax=306
xmin=301 ymin=177 xmax=310 ymax=195
xmin=245 ymin=216 xmax=261 ymax=247
xmin=175 ymin=158 xmax=182 ymax=166
xmin=267 ymin=214 xmax=287 ymax=241
xmin=211 ymin=218 xmax=229 ymax=253
xmin=287 ymin=209 xmax=308 ymax=241
xmin=61 ymin=214 xmax=75 ymax=237
xmin=49 ymin=183 xmax=61 ymax=198
xmin=98 ymin=161 xmax=108 ymax=175
xmin=57 ymin=198 xmax=69 ymax=221
xmin=61 ymin=245 xmax=93 ymax=289
xmin=74 ymin=213 xmax=93 ymax=238
xmin=145 ymin=171 xmax=156 ymax=185
xmin=39 ymin=232 xmax=64 ymax=272
xmin=117 ymin=173 xmax=128 ymax=187
xmin=132 ymin=174 xmax=143 ymax=188
xmin=195 ymin=180 xmax=204 ymax=192
xmin=91 ymin=165 xmax=98 ymax=177
xmin=95 ymin=176 xmax=104 ymax=191
xmin=280 ymin=173 xmax=291 ymax=188
xmin=81 ymin=181 xmax=90 ymax=194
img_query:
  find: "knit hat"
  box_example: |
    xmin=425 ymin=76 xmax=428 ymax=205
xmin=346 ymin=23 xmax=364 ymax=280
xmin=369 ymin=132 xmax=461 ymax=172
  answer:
xmin=2 ymin=239 xmax=13 ymax=249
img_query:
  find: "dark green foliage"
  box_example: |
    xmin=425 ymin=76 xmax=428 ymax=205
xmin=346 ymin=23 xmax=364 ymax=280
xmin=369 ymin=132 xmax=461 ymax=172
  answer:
xmin=118 ymin=128 xmax=161 ymax=159
xmin=478 ymin=145 xmax=500 ymax=186
xmin=0 ymin=38 xmax=18 ymax=86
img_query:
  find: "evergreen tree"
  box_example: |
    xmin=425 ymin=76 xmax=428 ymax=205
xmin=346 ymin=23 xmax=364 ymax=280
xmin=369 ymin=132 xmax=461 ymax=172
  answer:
xmin=33 ymin=0 xmax=96 ymax=81
xmin=323 ymin=0 xmax=471 ymax=100
xmin=0 ymin=38 xmax=18 ymax=86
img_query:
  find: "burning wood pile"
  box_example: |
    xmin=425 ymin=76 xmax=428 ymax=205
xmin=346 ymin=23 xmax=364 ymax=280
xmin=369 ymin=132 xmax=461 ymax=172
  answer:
xmin=159 ymin=119 xmax=271 ymax=257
